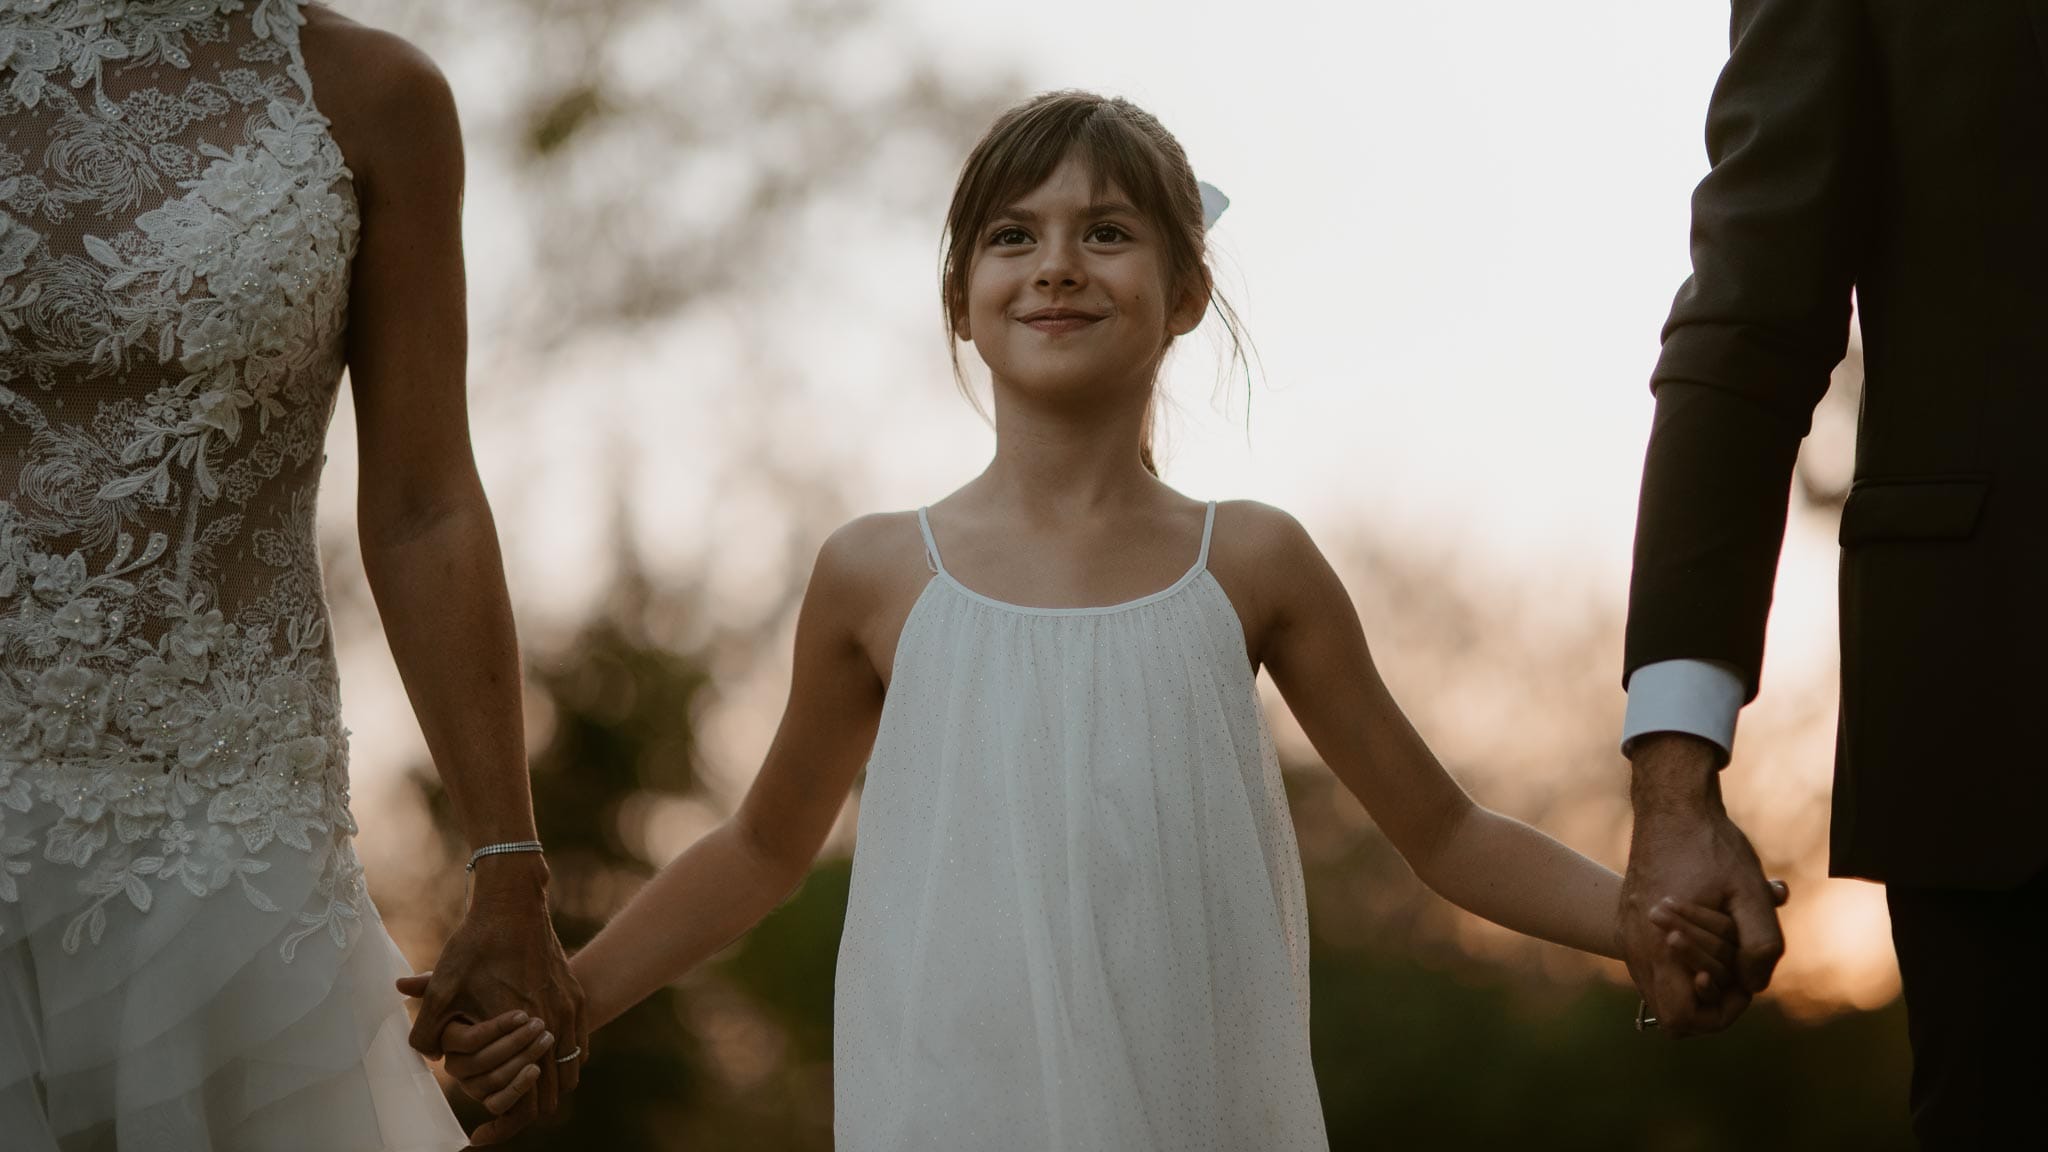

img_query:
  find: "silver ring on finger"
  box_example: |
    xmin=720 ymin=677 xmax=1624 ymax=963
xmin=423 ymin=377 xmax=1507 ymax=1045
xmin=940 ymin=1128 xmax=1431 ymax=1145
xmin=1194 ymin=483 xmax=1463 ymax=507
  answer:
xmin=554 ymin=1045 xmax=583 ymax=1064
xmin=1634 ymin=999 xmax=1658 ymax=1032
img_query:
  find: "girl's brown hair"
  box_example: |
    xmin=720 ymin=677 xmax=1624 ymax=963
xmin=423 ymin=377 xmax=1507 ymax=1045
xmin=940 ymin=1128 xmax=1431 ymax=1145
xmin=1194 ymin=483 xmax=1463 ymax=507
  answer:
xmin=941 ymin=90 xmax=1249 ymax=476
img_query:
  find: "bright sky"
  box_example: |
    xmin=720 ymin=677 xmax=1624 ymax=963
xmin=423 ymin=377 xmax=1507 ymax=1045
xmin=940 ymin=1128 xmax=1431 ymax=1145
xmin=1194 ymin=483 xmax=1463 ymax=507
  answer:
xmin=905 ymin=0 xmax=1730 ymax=582
xmin=450 ymin=0 xmax=1846 ymax=663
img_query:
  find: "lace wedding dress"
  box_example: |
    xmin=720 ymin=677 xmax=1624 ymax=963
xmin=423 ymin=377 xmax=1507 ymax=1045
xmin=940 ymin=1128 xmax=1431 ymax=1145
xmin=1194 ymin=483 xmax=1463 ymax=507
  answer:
xmin=0 ymin=2 xmax=465 ymax=1146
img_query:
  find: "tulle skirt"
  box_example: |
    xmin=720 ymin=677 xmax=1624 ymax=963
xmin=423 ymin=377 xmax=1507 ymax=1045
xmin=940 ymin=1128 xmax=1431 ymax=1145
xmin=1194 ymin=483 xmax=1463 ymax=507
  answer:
xmin=0 ymin=805 xmax=466 ymax=1152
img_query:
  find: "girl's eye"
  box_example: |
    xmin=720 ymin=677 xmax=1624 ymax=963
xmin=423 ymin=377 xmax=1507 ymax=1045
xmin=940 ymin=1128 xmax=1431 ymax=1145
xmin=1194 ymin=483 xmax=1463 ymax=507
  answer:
xmin=1087 ymin=223 xmax=1131 ymax=243
xmin=990 ymin=226 xmax=1031 ymax=246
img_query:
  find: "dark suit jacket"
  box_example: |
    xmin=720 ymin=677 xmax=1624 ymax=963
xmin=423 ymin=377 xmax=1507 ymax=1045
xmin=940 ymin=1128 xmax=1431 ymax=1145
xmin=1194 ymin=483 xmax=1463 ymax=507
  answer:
xmin=1624 ymin=0 xmax=2048 ymax=887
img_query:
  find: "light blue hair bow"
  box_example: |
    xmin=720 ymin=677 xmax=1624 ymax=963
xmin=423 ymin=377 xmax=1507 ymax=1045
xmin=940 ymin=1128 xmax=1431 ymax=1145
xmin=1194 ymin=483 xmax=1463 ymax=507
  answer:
xmin=1198 ymin=181 xmax=1229 ymax=231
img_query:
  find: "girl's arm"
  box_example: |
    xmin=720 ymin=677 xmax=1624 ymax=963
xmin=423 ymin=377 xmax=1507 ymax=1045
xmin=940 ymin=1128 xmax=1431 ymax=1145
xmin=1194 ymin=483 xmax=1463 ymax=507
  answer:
xmin=403 ymin=517 xmax=896 ymax=1106
xmin=570 ymin=522 xmax=892 ymax=1030
xmin=1244 ymin=507 xmax=1626 ymax=960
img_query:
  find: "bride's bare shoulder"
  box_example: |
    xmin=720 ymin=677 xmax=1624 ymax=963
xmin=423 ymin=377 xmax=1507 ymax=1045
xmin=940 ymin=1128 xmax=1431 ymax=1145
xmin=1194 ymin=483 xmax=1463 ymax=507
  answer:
xmin=297 ymin=5 xmax=446 ymax=94
xmin=296 ymin=6 xmax=458 ymax=186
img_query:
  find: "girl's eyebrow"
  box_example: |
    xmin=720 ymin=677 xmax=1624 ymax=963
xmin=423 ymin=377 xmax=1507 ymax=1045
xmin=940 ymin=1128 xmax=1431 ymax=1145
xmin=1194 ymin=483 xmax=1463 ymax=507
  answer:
xmin=993 ymin=201 xmax=1143 ymax=223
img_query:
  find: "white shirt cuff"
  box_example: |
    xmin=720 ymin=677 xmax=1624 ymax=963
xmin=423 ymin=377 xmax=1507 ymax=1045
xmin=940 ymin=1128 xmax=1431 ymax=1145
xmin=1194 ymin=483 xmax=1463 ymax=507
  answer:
xmin=1621 ymin=659 xmax=1744 ymax=759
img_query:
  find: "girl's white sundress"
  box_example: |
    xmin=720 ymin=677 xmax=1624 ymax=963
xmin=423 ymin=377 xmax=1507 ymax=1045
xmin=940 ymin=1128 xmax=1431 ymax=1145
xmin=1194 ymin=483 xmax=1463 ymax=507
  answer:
xmin=833 ymin=502 xmax=1330 ymax=1150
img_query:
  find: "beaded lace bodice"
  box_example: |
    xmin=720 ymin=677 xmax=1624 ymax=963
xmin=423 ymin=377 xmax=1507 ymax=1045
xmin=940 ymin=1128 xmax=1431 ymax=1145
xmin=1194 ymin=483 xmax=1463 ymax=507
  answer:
xmin=0 ymin=0 xmax=364 ymax=960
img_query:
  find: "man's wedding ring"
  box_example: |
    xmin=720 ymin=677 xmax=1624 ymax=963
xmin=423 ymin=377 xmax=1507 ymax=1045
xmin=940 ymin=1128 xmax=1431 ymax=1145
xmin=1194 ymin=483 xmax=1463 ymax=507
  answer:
xmin=555 ymin=1046 xmax=583 ymax=1064
xmin=1634 ymin=1000 xmax=1658 ymax=1032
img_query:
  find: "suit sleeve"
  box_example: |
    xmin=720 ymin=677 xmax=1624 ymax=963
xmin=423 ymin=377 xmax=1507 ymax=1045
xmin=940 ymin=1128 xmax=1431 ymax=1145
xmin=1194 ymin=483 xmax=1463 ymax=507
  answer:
xmin=1624 ymin=0 xmax=1875 ymax=702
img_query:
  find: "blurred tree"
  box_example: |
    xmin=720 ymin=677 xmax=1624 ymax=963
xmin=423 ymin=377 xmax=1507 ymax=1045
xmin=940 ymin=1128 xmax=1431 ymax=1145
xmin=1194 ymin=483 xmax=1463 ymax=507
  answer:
xmin=405 ymin=539 xmax=842 ymax=1148
xmin=318 ymin=0 xmax=1020 ymax=635
xmin=333 ymin=0 xmax=1014 ymax=359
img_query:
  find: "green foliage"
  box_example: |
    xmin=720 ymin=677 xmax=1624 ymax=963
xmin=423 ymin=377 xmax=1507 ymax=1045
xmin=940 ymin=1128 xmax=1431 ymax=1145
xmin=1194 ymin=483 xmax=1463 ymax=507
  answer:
xmin=527 ymin=617 xmax=709 ymax=852
xmin=1309 ymin=934 xmax=1911 ymax=1150
xmin=719 ymin=858 xmax=852 ymax=1067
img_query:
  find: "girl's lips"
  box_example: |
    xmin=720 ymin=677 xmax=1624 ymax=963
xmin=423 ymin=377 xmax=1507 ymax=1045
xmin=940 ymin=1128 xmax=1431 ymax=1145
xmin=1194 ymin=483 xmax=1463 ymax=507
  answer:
xmin=1022 ymin=316 xmax=1100 ymax=334
xmin=1017 ymin=310 xmax=1105 ymax=334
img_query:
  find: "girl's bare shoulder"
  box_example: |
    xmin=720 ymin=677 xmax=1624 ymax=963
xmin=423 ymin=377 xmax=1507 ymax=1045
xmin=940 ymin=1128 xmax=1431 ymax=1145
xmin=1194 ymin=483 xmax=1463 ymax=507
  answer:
xmin=1206 ymin=500 xmax=1333 ymax=661
xmin=809 ymin=512 xmax=935 ymax=681
xmin=816 ymin=512 xmax=928 ymax=590
xmin=1209 ymin=499 xmax=1318 ymax=574
xmin=812 ymin=512 xmax=932 ymax=620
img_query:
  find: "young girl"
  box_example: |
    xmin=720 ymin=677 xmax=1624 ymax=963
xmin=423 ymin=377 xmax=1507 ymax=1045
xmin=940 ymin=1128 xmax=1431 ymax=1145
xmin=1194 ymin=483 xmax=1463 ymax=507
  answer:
xmin=408 ymin=90 xmax=1751 ymax=1147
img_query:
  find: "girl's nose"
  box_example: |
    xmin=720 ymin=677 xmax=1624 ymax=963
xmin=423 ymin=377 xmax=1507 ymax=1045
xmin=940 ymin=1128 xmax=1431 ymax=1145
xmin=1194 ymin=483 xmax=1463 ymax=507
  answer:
xmin=1033 ymin=241 xmax=1085 ymax=289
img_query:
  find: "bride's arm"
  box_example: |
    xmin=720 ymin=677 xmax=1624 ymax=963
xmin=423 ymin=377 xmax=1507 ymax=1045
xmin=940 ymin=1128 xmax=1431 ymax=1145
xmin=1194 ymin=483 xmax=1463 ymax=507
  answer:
xmin=568 ymin=520 xmax=890 ymax=1030
xmin=1239 ymin=506 xmax=1628 ymax=960
xmin=308 ymin=9 xmax=586 ymax=1129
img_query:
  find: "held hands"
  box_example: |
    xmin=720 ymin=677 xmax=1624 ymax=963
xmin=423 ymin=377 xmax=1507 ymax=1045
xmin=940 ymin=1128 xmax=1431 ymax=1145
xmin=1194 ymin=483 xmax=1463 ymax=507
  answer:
xmin=1649 ymin=883 xmax=1791 ymax=1003
xmin=400 ymin=854 xmax=586 ymax=1145
xmin=396 ymin=976 xmax=559 ymax=1118
xmin=1623 ymin=732 xmax=1788 ymax=1037
xmin=396 ymin=981 xmax=575 ymax=1124
xmin=400 ymin=902 xmax=1784 ymax=1112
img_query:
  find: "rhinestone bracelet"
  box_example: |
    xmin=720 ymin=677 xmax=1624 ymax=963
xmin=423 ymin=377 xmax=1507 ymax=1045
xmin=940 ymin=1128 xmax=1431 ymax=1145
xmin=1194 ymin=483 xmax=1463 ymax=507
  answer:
xmin=467 ymin=840 xmax=545 ymax=872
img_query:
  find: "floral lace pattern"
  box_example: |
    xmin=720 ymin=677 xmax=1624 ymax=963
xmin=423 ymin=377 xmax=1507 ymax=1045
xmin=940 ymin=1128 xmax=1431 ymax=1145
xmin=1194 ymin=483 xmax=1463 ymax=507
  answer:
xmin=0 ymin=0 xmax=365 ymax=960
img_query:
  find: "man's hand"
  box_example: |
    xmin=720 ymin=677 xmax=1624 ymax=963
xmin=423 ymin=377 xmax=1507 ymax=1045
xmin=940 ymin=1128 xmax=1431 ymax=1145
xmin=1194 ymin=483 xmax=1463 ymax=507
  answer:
xmin=405 ymin=854 xmax=585 ymax=1144
xmin=1621 ymin=732 xmax=1784 ymax=1037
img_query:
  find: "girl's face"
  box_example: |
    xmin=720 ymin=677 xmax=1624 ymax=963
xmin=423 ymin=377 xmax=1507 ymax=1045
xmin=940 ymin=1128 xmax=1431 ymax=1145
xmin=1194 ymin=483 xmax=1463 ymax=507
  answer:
xmin=957 ymin=155 xmax=1208 ymax=409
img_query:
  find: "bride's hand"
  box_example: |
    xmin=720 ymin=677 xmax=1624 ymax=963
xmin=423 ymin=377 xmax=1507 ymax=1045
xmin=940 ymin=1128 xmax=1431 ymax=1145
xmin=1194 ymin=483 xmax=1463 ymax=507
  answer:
xmin=1650 ymin=879 xmax=1791 ymax=999
xmin=397 ymin=973 xmax=558 ymax=1119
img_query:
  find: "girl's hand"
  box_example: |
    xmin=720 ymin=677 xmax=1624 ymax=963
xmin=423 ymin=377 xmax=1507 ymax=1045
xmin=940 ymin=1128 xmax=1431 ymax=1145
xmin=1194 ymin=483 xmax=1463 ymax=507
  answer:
xmin=1650 ymin=879 xmax=1791 ymax=997
xmin=397 ymin=972 xmax=557 ymax=1120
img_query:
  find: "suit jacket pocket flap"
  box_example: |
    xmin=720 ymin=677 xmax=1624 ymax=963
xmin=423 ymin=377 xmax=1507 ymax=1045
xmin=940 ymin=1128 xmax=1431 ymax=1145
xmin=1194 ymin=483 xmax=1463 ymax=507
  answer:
xmin=1839 ymin=478 xmax=1991 ymax=546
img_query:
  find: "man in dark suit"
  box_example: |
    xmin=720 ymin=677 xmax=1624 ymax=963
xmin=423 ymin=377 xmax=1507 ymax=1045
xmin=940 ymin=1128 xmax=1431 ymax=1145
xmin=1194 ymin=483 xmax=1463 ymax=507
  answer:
xmin=1616 ymin=1 xmax=2048 ymax=1146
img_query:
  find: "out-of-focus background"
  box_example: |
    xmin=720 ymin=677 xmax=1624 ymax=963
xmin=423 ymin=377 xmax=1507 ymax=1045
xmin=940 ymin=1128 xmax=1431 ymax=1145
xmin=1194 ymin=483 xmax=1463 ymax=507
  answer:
xmin=322 ymin=0 xmax=1905 ymax=1146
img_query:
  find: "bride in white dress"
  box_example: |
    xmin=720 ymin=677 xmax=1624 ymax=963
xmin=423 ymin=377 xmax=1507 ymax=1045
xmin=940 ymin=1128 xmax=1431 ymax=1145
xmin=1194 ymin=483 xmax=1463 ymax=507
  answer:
xmin=0 ymin=2 xmax=579 ymax=1147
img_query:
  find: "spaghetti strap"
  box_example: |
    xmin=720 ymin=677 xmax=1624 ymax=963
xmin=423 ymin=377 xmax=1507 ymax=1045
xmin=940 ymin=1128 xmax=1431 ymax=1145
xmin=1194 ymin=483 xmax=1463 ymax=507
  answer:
xmin=916 ymin=507 xmax=947 ymax=575
xmin=1195 ymin=501 xmax=1218 ymax=571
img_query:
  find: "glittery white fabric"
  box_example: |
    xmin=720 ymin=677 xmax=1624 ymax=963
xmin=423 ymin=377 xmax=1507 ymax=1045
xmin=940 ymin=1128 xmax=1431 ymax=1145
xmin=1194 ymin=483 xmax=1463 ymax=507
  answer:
xmin=0 ymin=2 xmax=464 ymax=1146
xmin=834 ymin=502 xmax=1328 ymax=1150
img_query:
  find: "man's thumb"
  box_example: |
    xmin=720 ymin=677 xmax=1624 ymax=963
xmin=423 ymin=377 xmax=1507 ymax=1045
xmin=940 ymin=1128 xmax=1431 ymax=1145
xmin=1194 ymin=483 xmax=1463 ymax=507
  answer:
xmin=395 ymin=972 xmax=431 ymax=998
